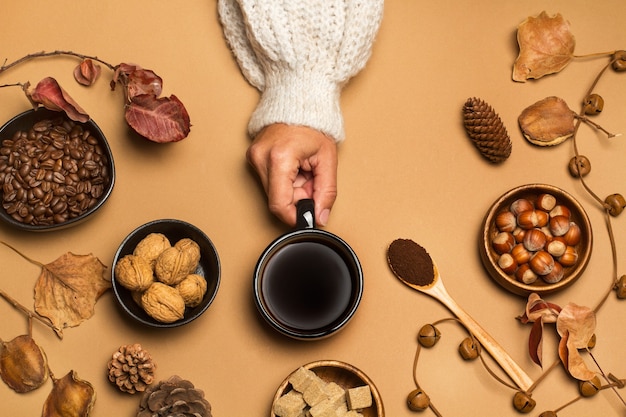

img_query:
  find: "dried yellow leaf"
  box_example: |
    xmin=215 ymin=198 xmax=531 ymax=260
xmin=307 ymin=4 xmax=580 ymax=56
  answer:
xmin=42 ymin=370 xmax=96 ymax=417
xmin=0 ymin=335 xmax=49 ymax=393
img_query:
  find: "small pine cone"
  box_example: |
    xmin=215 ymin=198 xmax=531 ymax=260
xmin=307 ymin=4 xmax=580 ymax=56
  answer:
xmin=463 ymin=97 xmax=512 ymax=163
xmin=137 ymin=375 xmax=212 ymax=417
xmin=108 ymin=343 xmax=156 ymax=394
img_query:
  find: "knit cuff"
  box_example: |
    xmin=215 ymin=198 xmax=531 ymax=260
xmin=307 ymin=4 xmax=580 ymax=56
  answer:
xmin=247 ymin=70 xmax=345 ymax=142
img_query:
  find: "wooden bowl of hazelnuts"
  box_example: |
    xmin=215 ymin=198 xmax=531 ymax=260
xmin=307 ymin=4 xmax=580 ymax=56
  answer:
xmin=480 ymin=184 xmax=592 ymax=296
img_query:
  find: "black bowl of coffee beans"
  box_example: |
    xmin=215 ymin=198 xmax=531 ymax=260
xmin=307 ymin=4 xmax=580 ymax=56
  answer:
xmin=0 ymin=108 xmax=115 ymax=231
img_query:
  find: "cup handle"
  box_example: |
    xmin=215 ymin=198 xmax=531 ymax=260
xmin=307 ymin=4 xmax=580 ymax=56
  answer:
xmin=296 ymin=199 xmax=316 ymax=229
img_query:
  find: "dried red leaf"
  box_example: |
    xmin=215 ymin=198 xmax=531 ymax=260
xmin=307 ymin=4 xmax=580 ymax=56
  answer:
xmin=513 ymin=11 xmax=576 ymax=82
xmin=28 ymin=77 xmax=90 ymax=123
xmin=125 ymin=94 xmax=191 ymax=143
xmin=520 ymin=293 xmax=561 ymax=324
xmin=73 ymin=59 xmax=101 ymax=86
xmin=528 ymin=319 xmax=544 ymax=367
xmin=113 ymin=63 xmax=162 ymax=99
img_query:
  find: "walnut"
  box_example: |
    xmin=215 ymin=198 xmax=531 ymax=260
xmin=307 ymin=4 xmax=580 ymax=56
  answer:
xmin=107 ymin=343 xmax=156 ymax=394
xmin=175 ymin=274 xmax=207 ymax=307
xmin=154 ymin=246 xmax=197 ymax=286
xmin=141 ymin=283 xmax=185 ymax=323
xmin=115 ymin=255 xmax=154 ymax=291
xmin=174 ymin=238 xmax=201 ymax=268
xmin=133 ymin=233 xmax=171 ymax=268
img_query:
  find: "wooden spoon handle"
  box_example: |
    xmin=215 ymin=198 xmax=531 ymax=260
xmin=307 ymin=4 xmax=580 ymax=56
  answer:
xmin=428 ymin=282 xmax=534 ymax=392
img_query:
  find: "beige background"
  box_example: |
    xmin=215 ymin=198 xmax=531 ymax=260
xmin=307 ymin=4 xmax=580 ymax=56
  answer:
xmin=1 ymin=1 xmax=625 ymax=416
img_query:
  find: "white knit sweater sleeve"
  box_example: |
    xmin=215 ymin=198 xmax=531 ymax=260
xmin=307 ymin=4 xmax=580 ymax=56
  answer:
xmin=217 ymin=0 xmax=384 ymax=142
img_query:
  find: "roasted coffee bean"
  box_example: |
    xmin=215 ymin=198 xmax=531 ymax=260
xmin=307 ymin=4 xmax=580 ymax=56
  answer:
xmin=0 ymin=116 xmax=111 ymax=226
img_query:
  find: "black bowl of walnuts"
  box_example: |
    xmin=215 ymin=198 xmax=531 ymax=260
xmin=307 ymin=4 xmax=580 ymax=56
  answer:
xmin=0 ymin=108 xmax=115 ymax=231
xmin=111 ymin=219 xmax=221 ymax=328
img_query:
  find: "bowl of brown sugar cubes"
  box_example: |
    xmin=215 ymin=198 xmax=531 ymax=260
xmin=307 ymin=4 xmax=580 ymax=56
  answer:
xmin=0 ymin=108 xmax=115 ymax=231
xmin=480 ymin=183 xmax=593 ymax=296
xmin=111 ymin=219 xmax=221 ymax=328
xmin=272 ymin=360 xmax=384 ymax=417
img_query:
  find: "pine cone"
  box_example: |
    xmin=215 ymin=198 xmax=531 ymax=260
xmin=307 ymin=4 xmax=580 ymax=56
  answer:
xmin=463 ymin=97 xmax=512 ymax=163
xmin=137 ymin=375 xmax=212 ymax=417
xmin=108 ymin=343 xmax=156 ymax=394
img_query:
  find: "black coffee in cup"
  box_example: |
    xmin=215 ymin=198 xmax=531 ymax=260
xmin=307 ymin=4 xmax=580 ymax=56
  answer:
xmin=253 ymin=199 xmax=363 ymax=339
xmin=261 ymin=238 xmax=354 ymax=331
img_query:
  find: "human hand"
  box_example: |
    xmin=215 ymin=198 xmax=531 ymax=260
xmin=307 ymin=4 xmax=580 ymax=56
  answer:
xmin=246 ymin=123 xmax=338 ymax=227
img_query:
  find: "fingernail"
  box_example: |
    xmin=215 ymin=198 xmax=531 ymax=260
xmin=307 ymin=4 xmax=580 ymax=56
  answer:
xmin=319 ymin=209 xmax=330 ymax=226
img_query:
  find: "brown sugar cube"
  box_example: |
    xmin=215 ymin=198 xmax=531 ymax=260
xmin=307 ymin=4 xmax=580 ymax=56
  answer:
xmin=273 ymin=390 xmax=306 ymax=417
xmin=303 ymin=377 xmax=328 ymax=406
xmin=289 ymin=367 xmax=318 ymax=393
xmin=308 ymin=398 xmax=336 ymax=417
xmin=346 ymin=385 xmax=372 ymax=410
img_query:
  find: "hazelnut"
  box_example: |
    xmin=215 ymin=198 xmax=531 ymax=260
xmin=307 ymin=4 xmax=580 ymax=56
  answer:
xmin=510 ymin=198 xmax=534 ymax=216
xmin=536 ymin=193 xmax=557 ymax=211
xmin=512 ymin=227 xmax=526 ymax=243
xmin=542 ymin=261 xmax=564 ymax=284
xmin=498 ymin=253 xmax=518 ymax=274
xmin=517 ymin=210 xmax=548 ymax=229
xmin=530 ymin=251 xmax=555 ymax=276
xmin=559 ymin=246 xmax=579 ymax=267
xmin=546 ymin=238 xmax=567 ymax=257
xmin=511 ymin=243 xmax=532 ymax=264
xmin=523 ymin=229 xmax=547 ymax=252
xmin=495 ymin=211 xmax=517 ymax=232
xmin=563 ymin=222 xmax=581 ymax=246
xmin=175 ymin=274 xmax=207 ymax=308
xmin=516 ymin=263 xmax=538 ymax=284
xmin=141 ymin=282 xmax=186 ymax=323
xmin=492 ymin=232 xmax=515 ymax=254
xmin=549 ymin=215 xmax=570 ymax=236
xmin=115 ymin=254 xmax=154 ymax=292
xmin=550 ymin=205 xmax=571 ymax=219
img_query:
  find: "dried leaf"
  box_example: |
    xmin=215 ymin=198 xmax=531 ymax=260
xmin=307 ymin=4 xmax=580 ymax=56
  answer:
xmin=125 ymin=94 xmax=191 ymax=143
xmin=0 ymin=335 xmax=49 ymax=393
xmin=42 ymin=370 xmax=96 ymax=417
xmin=558 ymin=330 xmax=597 ymax=381
xmin=27 ymin=77 xmax=90 ymax=123
xmin=528 ymin=319 xmax=544 ymax=367
xmin=513 ymin=11 xmax=576 ymax=82
xmin=556 ymin=303 xmax=596 ymax=349
xmin=34 ymin=252 xmax=110 ymax=337
xmin=519 ymin=293 xmax=561 ymax=324
xmin=73 ymin=59 xmax=101 ymax=86
xmin=112 ymin=63 xmax=163 ymax=99
xmin=518 ymin=96 xmax=576 ymax=146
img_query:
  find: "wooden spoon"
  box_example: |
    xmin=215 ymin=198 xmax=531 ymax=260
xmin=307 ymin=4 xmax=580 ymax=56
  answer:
xmin=387 ymin=238 xmax=534 ymax=392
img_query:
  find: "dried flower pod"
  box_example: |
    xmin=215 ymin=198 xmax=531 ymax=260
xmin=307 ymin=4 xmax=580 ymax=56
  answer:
xmin=417 ymin=324 xmax=441 ymax=348
xmin=108 ymin=343 xmax=156 ymax=394
xmin=579 ymin=375 xmax=602 ymax=397
xmin=582 ymin=94 xmax=604 ymax=115
xmin=0 ymin=335 xmax=49 ymax=393
xmin=604 ymin=193 xmax=626 ymax=217
xmin=137 ymin=375 xmax=212 ymax=417
xmin=175 ymin=274 xmax=207 ymax=307
xmin=141 ymin=283 xmax=186 ymax=323
xmin=463 ymin=97 xmax=512 ymax=163
xmin=568 ymin=155 xmax=591 ymax=178
xmin=519 ymin=96 xmax=575 ymax=146
xmin=458 ymin=337 xmax=481 ymax=360
xmin=115 ymin=254 xmax=154 ymax=291
xmin=133 ymin=233 xmax=171 ymax=268
xmin=611 ymin=50 xmax=626 ymax=71
xmin=407 ymin=388 xmax=430 ymax=411
xmin=42 ymin=370 xmax=96 ymax=417
xmin=512 ymin=391 xmax=536 ymax=413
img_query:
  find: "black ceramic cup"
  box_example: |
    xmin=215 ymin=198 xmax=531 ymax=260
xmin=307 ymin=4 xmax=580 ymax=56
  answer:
xmin=253 ymin=199 xmax=363 ymax=340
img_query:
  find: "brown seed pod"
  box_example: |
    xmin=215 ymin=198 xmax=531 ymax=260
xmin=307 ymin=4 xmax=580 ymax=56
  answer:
xmin=407 ymin=388 xmax=430 ymax=411
xmin=538 ymin=412 xmax=558 ymax=417
xmin=512 ymin=391 xmax=536 ymax=413
xmin=583 ymin=94 xmax=604 ymax=115
xmin=579 ymin=375 xmax=602 ymax=397
xmin=0 ymin=335 xmax=49 ymax=393
xmin=605 ymin=193 xmax=626 ymax=216
xmin=568 ymin=155 xmax=591 ymax=177
xmin=611 ymin=50 xmax=626 ymax=71
xmin=616 ymin=275 xmax=626 ymax=299
xmin=458 ymin=337 xmax=481 ymax=360
xmin=417 ymin=324 xmax=441 ymax=348
xmin=463 ymin=97 xmax=512 ymax=163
